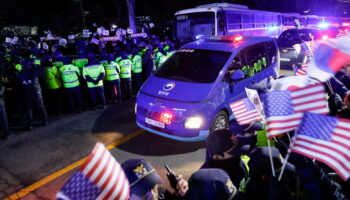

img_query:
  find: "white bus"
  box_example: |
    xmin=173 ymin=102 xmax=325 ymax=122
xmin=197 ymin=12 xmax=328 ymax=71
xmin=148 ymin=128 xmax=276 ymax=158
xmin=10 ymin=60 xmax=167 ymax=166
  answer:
xmin=174 ymin=3 xmax=295 ymax=43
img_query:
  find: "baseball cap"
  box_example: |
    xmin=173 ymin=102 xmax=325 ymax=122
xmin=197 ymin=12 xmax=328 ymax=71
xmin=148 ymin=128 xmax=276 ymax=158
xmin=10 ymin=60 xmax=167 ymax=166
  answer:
xmin=186 ymin=168 xmax=237 ymax=200
xmin=121 ymin=159 xmax=163 ymax=197
xmin=206 ymin=129 xmax=249 ymax=158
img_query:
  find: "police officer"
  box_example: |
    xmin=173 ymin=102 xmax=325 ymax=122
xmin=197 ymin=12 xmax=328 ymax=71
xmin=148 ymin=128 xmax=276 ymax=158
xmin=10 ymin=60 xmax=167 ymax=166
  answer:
xmin=139 ymin=43 xmax=154 ymax=81
xmin=52 ymin=51 xmax=64 ymax=69
xmin=59 ymin=56 xmax=83 ymax=112
xmin=104 ymin=53 xmax=121 ymax=104
xmin=43 ymin=54 xmax=63 ymax=115
xmin=155 ymin=43 xmax=167 ymax=70
xmin=83 ymin=53 xmax=106 ymax=109
xmin=17 ymin=49 xmax=48 ymax=131
xmin=72 ymin=48 xmax=89 ymax=72
xmin=118 ymin=52 xmax=133 ymax=100
xmin=131 ymin=47 xmax=143 ymax=93
xmin=122 ymin=159 xmax=188 ymax=199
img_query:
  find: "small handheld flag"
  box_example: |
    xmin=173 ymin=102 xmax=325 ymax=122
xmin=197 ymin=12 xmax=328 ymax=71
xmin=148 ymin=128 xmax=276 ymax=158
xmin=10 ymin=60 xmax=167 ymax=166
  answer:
xmin=56 ymin=143 xmax=130 ymax=200
xmin=261 ymin=84 xmax=329 ymax=138
xmin=230 ymin=98 xmax=263 ymax=125
xmin=291 ymin=112 xmax=350 ymax=180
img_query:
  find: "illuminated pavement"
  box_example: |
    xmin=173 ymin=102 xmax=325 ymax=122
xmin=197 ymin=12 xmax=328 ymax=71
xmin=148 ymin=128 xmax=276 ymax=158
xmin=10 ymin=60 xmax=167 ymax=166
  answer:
xmin=0 ymin=100 xmax=205 ymax=199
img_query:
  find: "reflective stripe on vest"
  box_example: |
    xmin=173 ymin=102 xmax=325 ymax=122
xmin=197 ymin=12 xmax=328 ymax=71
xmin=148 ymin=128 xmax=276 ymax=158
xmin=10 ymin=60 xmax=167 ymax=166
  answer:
xmin=119 ymin=59 xmax=132 ymax=78
xmin=105 ymin=62 xmax=120 ymax=81
xmin=132 ymin=55 xmax=142 ymax=73
xmin=59 ymin=65 xmax=80 ymax=88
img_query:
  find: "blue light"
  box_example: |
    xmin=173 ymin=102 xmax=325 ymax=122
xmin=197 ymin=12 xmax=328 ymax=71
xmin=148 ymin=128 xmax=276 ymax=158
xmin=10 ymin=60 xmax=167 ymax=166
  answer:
xmin=318 ymin=22 xmax=329 ymax=29
xmin=196 ymin=35 xmax=205 ymax=40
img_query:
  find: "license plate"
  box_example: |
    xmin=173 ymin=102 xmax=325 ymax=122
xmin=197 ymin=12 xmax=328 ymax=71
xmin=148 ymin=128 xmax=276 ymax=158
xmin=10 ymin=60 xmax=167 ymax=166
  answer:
xmin=145 ymin=118 xmax=165 ymax=128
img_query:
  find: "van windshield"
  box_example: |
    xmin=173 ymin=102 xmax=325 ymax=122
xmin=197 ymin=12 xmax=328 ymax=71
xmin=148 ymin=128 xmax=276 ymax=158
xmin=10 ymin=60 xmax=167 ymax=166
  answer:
xmin=155 ymin=49 xmax=231 ymax=83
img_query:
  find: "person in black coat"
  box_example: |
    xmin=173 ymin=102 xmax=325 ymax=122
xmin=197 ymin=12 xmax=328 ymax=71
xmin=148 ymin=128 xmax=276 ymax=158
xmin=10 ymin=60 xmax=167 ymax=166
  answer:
xmin=202 ymin=129 xmax=249 ymax=188
xmin=17 ymin=49 xmax=48 ymax=130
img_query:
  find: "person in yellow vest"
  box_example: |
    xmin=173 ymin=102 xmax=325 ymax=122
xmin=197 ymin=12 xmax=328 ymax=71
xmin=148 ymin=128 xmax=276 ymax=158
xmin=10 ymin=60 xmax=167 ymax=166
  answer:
xmin=59 ymin=57 xmax=83 ymax=112
xmin=118 ymin=52 xmax=133 ymax=100
xmin=155 ymin=43 xmax=167 ymax=70
xmin=52 ymin=51 xmax=64 ymax=69
xmin=104 ymin=53 xmax=121 ymax=104
xmin=131 ymin=48 xmax=143 ymax=93
xmin=83 ymin=53 xmax=106 ymax=109
xmin=42 ymin=55 xmax=63 ymax=115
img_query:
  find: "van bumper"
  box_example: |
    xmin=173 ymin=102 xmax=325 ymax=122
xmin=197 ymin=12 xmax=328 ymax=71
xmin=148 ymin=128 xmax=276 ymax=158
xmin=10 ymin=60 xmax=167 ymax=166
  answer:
xmin=137 ymin=121 xmax=209 ymax=142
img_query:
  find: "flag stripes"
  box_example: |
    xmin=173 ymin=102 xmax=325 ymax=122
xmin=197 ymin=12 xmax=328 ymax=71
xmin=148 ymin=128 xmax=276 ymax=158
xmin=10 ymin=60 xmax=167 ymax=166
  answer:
xmin=230 ymin=98 xmax=263 ymax=125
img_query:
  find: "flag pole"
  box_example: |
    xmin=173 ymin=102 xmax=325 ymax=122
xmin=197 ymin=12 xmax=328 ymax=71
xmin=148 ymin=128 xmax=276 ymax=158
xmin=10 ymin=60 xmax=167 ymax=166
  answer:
xmin=251 ymin=88 xmax=276 ymax=178
xmin=278 ymin=131 xmax=296 ymax=181
xmin=267 ymin=138 xmax=276 ymax=177
xmin=278 ymin=149 xmax=291 ymax=181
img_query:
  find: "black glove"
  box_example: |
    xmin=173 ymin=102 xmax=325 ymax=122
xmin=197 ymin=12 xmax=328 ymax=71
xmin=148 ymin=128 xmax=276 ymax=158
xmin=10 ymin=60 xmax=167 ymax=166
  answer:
xmin=85 ymin=75 xmax=94 ymax=83
xmin=92 ymin=73 xmax=104 ymax=85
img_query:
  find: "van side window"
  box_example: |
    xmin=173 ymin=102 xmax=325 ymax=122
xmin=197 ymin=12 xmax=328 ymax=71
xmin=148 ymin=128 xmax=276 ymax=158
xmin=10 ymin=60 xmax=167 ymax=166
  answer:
xmin=265 ymin=41 xmax=277 ymax=65
xmin=244 ymin=43 xmax=267 ymax=77
xmin=224 ymin=50 xmax=247 ymax=82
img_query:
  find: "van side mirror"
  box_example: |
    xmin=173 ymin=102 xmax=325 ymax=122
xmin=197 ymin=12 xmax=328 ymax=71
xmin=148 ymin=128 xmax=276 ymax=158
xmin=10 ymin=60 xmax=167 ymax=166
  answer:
xmin=230 ymin=70 xmax=245 ymax=81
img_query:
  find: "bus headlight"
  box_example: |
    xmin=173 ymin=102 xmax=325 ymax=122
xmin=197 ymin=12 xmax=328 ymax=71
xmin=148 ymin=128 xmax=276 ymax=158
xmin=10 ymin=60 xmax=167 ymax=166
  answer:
xmin=185 ymin=117 xmax=203 ymax=129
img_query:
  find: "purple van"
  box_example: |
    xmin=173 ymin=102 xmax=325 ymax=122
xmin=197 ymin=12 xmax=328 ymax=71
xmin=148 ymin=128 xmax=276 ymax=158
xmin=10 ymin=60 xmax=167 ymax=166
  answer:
xmin=136 ymin=36 xmax=279 ymax=141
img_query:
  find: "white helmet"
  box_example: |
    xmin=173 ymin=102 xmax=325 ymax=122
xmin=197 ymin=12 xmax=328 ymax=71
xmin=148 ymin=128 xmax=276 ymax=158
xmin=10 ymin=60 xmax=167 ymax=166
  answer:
xmin=59 ymin=38 xmax=67 ymax=46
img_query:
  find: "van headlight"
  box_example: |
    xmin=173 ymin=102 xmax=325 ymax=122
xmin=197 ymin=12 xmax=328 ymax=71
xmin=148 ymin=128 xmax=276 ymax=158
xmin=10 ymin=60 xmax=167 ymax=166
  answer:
xmin=185 ymin=117 xmax=203 ymax=129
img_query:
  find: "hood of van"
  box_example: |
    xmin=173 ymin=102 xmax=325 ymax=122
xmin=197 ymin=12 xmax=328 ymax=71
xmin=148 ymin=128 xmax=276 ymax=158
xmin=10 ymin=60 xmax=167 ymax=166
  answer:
xmin=141 ymin=76 xmax=213 ymax=102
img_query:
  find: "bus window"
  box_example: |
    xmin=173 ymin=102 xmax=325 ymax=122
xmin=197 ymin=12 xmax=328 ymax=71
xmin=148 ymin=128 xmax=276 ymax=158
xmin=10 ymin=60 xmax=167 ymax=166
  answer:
xmin=227 ymin=13 xmax=242 ymax=30
xmin=255 ymin=15 xmax=264 ymax=28
xmin=242 ymin=14 xmax=254 ymax=28
xmin=265 ymin=15 xmax=273 ymax=27
xmin=175 ymin=12 xmax=215 ymax=42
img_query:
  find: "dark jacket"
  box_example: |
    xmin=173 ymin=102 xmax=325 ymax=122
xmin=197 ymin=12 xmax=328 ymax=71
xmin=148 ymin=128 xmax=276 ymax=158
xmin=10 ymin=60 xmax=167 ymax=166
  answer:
xmin=17 ymin=58 xmax=43 ymax=96
xmin=203 ymin=156 xmax=248 ymax=188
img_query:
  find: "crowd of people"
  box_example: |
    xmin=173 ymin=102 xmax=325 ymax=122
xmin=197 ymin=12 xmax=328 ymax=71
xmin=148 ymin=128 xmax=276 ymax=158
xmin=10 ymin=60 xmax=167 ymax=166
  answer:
xmin=0 ymin=29 xmax=176 ymax=139
xmin=120 ymin=126 xmax=350 ymax=200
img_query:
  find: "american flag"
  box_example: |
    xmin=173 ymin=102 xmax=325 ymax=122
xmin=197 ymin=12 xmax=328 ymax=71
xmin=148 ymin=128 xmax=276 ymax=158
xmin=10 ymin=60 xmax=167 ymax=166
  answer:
xmin=291 ymin=112 xmax=350 ymax=180
xmin=260 ymin=83 xmax=329 ymax=138
xmin=56 ymin=143 xmax=130 ymax=200
xmin=230 ymin=98 xmax=263 ymax=125
xmin=294 ymin=63 xmax=309 ymax=76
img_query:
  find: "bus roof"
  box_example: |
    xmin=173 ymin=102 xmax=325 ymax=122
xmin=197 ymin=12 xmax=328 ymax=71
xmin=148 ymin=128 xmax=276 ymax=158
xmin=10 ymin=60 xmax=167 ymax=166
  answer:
xmin=182 ymin=36 xmax=275 ymax=52
xmin=175 ymin=3 xmax=284 ymax=16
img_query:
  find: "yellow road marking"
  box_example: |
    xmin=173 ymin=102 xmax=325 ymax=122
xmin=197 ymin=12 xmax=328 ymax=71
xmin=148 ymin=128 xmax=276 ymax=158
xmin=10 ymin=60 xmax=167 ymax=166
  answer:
xmin=5 ymin=129 xmax=144 ymax=200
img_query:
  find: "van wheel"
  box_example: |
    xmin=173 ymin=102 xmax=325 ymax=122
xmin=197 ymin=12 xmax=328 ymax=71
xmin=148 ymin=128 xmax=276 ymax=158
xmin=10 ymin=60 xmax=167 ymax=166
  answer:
xmin=210 ymin=111 xmax=229 ymax=132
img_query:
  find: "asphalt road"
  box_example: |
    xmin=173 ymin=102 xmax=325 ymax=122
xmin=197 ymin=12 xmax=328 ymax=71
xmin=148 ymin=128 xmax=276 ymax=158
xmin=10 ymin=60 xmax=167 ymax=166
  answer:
xmin=0 ymin=99 xmax=206 ymax=200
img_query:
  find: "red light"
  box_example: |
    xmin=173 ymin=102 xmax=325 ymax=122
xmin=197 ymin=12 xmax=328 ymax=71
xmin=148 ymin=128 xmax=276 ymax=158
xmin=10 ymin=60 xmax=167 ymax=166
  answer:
xmin=234 ymin=36 xmax=243 ymax=41
xmin=160 ymin=112 xmax=173 ymax=124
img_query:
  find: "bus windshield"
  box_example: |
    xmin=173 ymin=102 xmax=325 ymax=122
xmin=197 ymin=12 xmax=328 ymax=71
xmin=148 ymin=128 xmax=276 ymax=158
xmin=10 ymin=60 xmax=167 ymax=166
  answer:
xmin=155 ymin=49 xmax=231 ymax=84
xmin=175 ymin=12 xmax=215 ymax=43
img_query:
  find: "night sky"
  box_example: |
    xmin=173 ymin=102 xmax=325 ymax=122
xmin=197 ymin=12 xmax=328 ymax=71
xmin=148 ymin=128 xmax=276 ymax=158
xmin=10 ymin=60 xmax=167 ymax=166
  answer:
xmin=0 ymin=0 xmax=348 ymax=34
